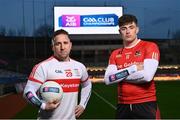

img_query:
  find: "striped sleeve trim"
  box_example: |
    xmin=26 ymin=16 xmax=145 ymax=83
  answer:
xmin=152 ymin=52 xmax=159 ymax=60
xmin=28 ymin=77 xmax=43 ymax=84
xmin=81 ymin=77 xmax=89 ymax=83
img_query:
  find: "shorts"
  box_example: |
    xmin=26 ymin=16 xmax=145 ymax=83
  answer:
xmin=116 ymin=101 xmax=161 ymax=119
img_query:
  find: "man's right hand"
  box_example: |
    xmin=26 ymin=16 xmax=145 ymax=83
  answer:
xmin=136 ymin=63 xmax=144 ymax=71
xmin=45 ymin=100 xmax=60 ymax=110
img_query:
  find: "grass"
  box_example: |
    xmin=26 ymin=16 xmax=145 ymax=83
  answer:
xmin=156 ymin=81 xmax=180 ymax=118
xmin=14 ymin=81 xmax=180 ymax=119
xmin=79 ymin=83 xmax=117 ymax=119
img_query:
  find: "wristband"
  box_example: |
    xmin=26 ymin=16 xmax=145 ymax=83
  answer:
xmin=109 ymin=70 xmax=129 ymax=82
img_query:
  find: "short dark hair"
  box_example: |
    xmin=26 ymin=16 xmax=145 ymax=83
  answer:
xmin=118 ymin=14 xmax=138 ymax=27
xmin=52 ymin=29 xmax=69 ymax=40
xmin=51 ymin=29 xmax=70 ymax=45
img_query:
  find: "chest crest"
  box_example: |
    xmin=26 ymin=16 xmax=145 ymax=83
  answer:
xmin=134 ymin=50 xmax=141 ymax=57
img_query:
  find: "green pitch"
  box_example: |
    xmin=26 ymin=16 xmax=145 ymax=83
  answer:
xmin=14 ymin=81 xmax=180 ymax=119
xmin=156 ymin=81 xmax=180 ymax=118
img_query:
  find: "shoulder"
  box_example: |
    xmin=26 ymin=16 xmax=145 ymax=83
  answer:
xmin=111 ymin=48 xmax=123 ymax=55
xmin=140 ymin=40 xmax=160 ymax=56
xmin=109 ymin=48 xmax=123 ymax=60
xmin=140 ymin=40 xmax=159 ymax=48
xmin=33 ymin=56 xmax=54 ymax=69
xmin=70 ymin=59 xmax=86 ymax=68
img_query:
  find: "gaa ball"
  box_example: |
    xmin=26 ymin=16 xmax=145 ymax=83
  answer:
xmin=40 ymin=81 xmax=63 ymax=102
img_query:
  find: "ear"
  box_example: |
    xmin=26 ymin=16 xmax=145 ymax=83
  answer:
xmin=70 ymin=42 xmax=72 ymax=50
xmin=52 ymin=45 xmax=54 ymax=52
xmin=118 ymin=29 xmax=122 ymax=35
xmin=136 ymin=27 xmax=139 ymax=34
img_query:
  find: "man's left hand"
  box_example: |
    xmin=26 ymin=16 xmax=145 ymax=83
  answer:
xmin=75 ymin=105 xmax=85 ymax=118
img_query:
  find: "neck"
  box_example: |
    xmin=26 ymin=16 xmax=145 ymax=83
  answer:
xmin=124 ymin=38 xmax=139 ymax=48
xmin=53 ymin=55 xmax=70 ymax=62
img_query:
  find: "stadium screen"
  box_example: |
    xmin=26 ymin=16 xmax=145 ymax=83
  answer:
xmin=54 ymin=7 xmax=123 ymax=35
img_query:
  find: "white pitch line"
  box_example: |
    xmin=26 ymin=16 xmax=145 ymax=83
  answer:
xmin=92 ymin=90 xmax=116 ymax=110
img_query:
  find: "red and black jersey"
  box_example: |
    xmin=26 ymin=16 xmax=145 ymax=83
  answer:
xmin=109 ymin=40 xmax=160 ymax=104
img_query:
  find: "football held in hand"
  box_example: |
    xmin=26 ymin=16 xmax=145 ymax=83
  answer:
xmin=40 ymin=81 xmax=63 ymax=102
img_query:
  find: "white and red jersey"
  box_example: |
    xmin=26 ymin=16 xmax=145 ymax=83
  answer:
xmin=27 ymin=56 xmax=90 ymax=119
xmin=109 ymin=40 xmax=160 ymax=104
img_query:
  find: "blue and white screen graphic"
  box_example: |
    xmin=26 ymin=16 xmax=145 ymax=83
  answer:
xmin=54 ymin=7 xmax=123 ymax=34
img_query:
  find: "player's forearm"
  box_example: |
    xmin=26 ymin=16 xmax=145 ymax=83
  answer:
xmin=125 ymin=59 xmax=159 ymax=84
xmin=23 ymin=80 xmax=45 ymax=109
xmin=79 ymin=80 xmax=92 ymax=109
xmin=104 ymin=64 xmax=137 ymax=85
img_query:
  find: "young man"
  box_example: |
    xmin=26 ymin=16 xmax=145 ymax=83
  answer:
xmin=104 ymin=14 xmax=161 ymax=119
xmin=23 ymin=29 xmax=92 ymax=119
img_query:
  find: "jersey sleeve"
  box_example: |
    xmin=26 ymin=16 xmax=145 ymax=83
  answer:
xmin=23 ymin=63 xmax=46 ymax=109
xmin=23 ymin=80 xmax=45 ymax=109
xmin=125 ymin=59 xmax=159 ymax=83
xmin=145 ymin=42 xmax=160 ymax=61
xmin=79 ymin=63 xmax=92 ymax=109
xmin=108 ymin=50 xmax=117 ymax=65
xmin=28 ymin=63 xmax=46 ymax=84
xmin=80 ymin=64 xmax=89 ymax=82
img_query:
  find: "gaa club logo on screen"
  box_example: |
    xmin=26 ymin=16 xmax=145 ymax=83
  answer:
xmin=58 ymin=14 xmax=118 ymax=27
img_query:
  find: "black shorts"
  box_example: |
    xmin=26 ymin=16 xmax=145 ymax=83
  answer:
xmin=116 ymin=101 xmax=161 ymax=119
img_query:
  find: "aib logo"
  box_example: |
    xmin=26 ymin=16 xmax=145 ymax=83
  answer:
xmin=61 ymin=15 xmax=80 ymax=27
xmin=109 ymin=74 xmax=116 ymax=82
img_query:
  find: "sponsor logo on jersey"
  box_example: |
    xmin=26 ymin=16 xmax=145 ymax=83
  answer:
xmin=56 ymin=79 xmax=80 ymax=92
xmin=61 ymin=83 xmax=79 ymax=89
xmin=117 ymin=65 xmax=123 ymax=69
xmin=124 ymin=61 xmax=139 ymax=68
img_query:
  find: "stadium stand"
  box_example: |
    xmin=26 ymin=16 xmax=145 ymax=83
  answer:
xmin=0 ymin=69 xmax=27 ymax=96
